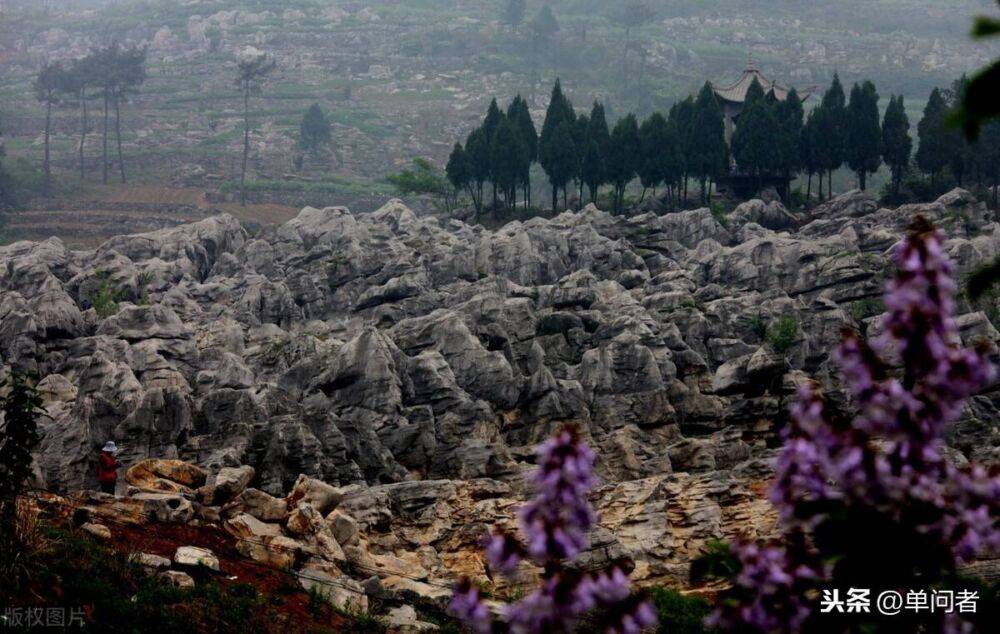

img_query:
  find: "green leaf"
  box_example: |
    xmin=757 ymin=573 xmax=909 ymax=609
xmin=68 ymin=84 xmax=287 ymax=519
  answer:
xmin=973 ymin=16 xmax=1000 ymax=38
xmin=960 ymin=60 xmax=1000 ymax=138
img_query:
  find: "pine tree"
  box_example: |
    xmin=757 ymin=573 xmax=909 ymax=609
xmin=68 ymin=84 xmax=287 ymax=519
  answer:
xmin=235 ymin=52 xmax=276 ymax=207
xmin=583 ymin=101 xmax=610 ymax=203
xmin=818 ymin=73 xmax=848 ymax=199
xmin=34 ymin=62 xmax=65 ymax=195
xmin=638 ymin=112 xmax=670 ymax=201
xmin=491 ymin=117 xmax=525 ymax=212
xmin=299 ymin=103 xmax=331 ymax=154
xmin=504 ymin=0 xmax=526 ymax=35
xmin=607 ymin=114 xmax=640 ymax=214
xmin=731 ymin=78 xmax=779 ymax=195
xmin=845 ymin=80 xmax=882 ymax=191
xmin=466 ymin=127 xmax=491 ymax=218
xmin=539 ymin=80 xmax=576 ymax=211
xmin=917 ymin=88 xmax=952 ymax=191
xmin=882 ymin=95 xmax=912 ymax=201
xmin=548 ymin=122 xmax=578 ymax=212
xmin=446 ymin=142 xmax=476 ymax=215
xmin=528 ymin=6 xmax=559 ymax=104
xmin=108 ymin=44 xmax=146 ymax=184
xmin=777 ymin=88 xmax=804 ymax=184
xmin=669 ymin=96 xmax=696 ymax=206
xmin=801 ymin=108 xmax=824 ymax=203
xmin=483 ymin=98 xmax=504 ymax=210
xmin=507 ymin=96 xmax=538 ymax=207
xmin=0 ymin=371 xmax=42 ymax=531
xmin=689 ymin=83 xmax=728 ymax=204
xmin=572 ymin=113 xmax=590 ymax=207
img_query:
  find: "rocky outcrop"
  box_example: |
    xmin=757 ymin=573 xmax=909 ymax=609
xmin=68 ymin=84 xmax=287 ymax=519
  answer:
xmin=4 ymin=192 xmax=999 ymax=596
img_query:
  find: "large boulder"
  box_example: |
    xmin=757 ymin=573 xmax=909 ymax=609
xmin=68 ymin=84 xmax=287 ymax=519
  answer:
xmin=125 ymin=459 xmax=208 ymax=494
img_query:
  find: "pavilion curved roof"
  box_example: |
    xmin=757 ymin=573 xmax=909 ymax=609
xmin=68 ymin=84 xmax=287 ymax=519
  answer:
xmin=713 ymin=58 xmax=815 ymax=104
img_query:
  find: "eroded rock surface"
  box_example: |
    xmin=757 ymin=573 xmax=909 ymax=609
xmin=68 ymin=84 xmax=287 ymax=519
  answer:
xmin=4 ymin=191 xmax=1000 ymax=593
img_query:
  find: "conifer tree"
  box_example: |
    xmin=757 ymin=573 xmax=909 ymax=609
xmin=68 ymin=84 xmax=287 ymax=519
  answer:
xmin=582 ymin=101 xmax=610 ymax=203
xmin=688 ymin=83 xmax=727 ymax=204
xmin=845 ymin=80 xmax=882 ymax=191
xmin=638 ymin=112 xmax=670 ymax=201
xmin=507 ymin=96 xmax=537 ymax=207
xmin=731 ymin=78 xmax=779 ymax=194
xmin=572 ymin=113 xmax=590 ymax=207
xmin=917 ymin=88 xmax=952 ymax=191
xmin=801 ymin=108 xmax=824 ymax=203
xmin=669 ymin=96 xmax=696 ymax=205
xmin=483 ymin=99 xmax=504 ymax=210
xmin=777 ymin=88 xmax=804 ymax=183
xmin=0 ymin=370 xmax=42 ymax=531
xmin=882 ymin=94 xmax=912 ymax=201
xmin=607 ymin=114 xmax=639 ymax=214
xmin=34 ymin=62 xmax=65 ymax=195
xmin=235 ymin=52 xmax=276 ymax=207
xmin=299 ymin=103 xmax=331 ymax=154
xmin=491 ymin=117 xmax=525 ymax=212
xmin=817 ymin=73 xmax=847 ymax=199
xmin=539 ymin=80 xmax=576 ymax=211
xmin=465 ymin=127 xmax=491 ymax=218
xmin=446 ymin=142 xmax=477 ymax=215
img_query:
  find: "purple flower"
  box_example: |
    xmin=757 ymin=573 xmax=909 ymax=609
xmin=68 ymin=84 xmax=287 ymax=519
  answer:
xmin=718 ymin=219 xmax=1000 ymax=632
xmin=452 ymin=426 xmax=656 ymax=634
xmin=449 ymin=579 xmax=493 ymax=634
xmin=484 ymin=530 xmax=523 ymax=576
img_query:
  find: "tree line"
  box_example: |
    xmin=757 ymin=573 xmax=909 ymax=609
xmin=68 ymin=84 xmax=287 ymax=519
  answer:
xmin=32 ymin=42 xmax=147 ymax=194
xmin=445 ymin=73 xmax=1000 ymax=219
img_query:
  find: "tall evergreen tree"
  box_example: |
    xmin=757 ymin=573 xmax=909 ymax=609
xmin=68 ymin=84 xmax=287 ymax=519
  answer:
xmin=63 ymin=55 xmax=97 ymax=181
xmin=688 ymin=83 xmax=727 ymax=204
xmin=817 ymin=73 xmax=848 ymax=199
xmin=572 ymin=113 xmax=590 ymax=207
xmin=801 ymin=108 xmax=824 ymax=203
xmin=109 ymin=44 xmax=146 ymax=184
xmin=669 ymin=96 xmax=696 ymax=205
xmin=638 ymin=112 xmax=670 ymax=200
xmin=0 ymin=371 xmax=42 ymax=531
xmin=466 ymin=127 xmax=491 ymax=218
xmin=483 ymin=98 xmax=504 ymax=210
xmin=777 ymin=88 xmax=804 ymax=183
xmin=882 ymin=94 xmax=912 ymax=201
xmin=539 ymin=80 xmax=576 ymax=211
xmin=504 ymin=0 xmax=526 ymax=35
xmin=34 ymin=62 xmax=65 ymax=195
xmin=615 ymin=3 xmax=654 ymax=93
xmin=607 ymin=114 xmax=640 ymax=214
xmin=845 ymin=80 xmax=882 ymax=191
xmin=582 ymin=101 xmax=610 ymax=203
xmin=491 ymin=117 xmax=525 ymax=212
xmin=299 ymin=103 xmax=331 ymax=154
xmin=731 ymin=78 xmax=779 ymax=194
xmin=507 ymin=95 xmax=537 ymax=207
xmin=916 ymin=88 xmax=952 ymax=191
xmin=235 ymin=52 xmax=276 ymax=207
xmin=446 ymin=142 xmax=477 ymax=215
xmin=548 ymin=122 xmax=578 ymax=211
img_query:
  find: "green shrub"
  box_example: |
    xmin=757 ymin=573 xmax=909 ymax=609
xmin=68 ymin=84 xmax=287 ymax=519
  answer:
xmin=89 ymin=272 xmax=121 ymax=319
xmin=749 ymin=312 xmax=769 ymax=341
xmin=649 ymin=587 xmax=716 ymax=634
xmin=766 ymin=315 xmax=800 ymax=355
xmin=709 ymin=200 xmax=731 ymax=227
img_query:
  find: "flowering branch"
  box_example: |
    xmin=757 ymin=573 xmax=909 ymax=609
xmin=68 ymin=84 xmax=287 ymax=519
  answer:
xmin=713 ymin=218 xmax=1000 ymax=633
xmin=450 ymin=426 xmax=657 ymax=634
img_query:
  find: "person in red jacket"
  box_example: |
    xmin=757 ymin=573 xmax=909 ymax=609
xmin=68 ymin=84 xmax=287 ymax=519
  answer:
xmin=97 ymin=441 xmax=121 ymax=495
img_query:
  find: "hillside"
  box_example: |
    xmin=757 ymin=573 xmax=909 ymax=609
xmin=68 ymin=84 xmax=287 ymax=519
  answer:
xmin=0 ymin=0 xmax=997 ymax=204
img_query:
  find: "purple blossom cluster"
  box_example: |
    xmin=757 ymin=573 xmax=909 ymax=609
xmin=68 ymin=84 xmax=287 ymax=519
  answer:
xmin=716 ymin=219 xmax=1000 ymax=632
xmin=450 ymin=426 xmax=657 ymax=634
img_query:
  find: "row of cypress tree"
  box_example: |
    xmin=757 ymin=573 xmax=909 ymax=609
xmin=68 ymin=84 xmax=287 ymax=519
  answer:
xmin=446 ymin=74 xmax=1000 ymax=217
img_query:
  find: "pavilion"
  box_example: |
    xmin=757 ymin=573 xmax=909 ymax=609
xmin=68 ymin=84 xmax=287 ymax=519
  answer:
xmin=712 ymin=55 xmax=815 ymax=145
xmin=712 ymin=55 xmax=816 ymax=198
